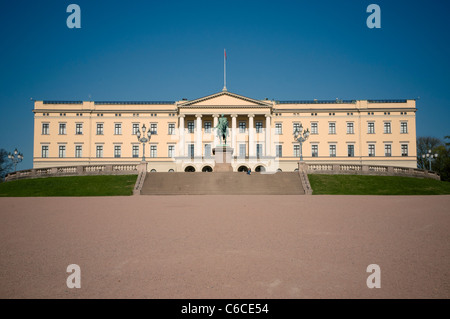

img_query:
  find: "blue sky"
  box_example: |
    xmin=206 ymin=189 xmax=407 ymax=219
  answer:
xmin=1 ymin=0 xmax=449 ymax=170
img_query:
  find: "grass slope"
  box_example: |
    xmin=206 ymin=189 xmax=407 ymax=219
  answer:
xmin=0 ymin=175 xmax=137 ymax=197
xmin=308 ymin=174 xmax=450 ymax=195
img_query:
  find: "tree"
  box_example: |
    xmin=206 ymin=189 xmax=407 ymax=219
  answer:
xmin=416 ymin=136 xmax=443 ymax=170
xmin=435 ymin=137 xmax=450 ymax=182
xmin=0 ymin=149 xmax=13 ymax=182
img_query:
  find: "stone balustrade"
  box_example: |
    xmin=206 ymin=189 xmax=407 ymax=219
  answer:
xmin=306 ymin=163 xmax=440 ymax=180
xmin=5 ymin=163 xmax=146 ymax=182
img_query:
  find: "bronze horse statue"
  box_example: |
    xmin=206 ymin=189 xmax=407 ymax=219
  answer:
xmin=215 ymin=114 xmax=229 ymax=145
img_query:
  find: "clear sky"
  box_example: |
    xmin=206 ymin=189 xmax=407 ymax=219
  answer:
xmin=1 ymin=0 xmax=449 ymax=170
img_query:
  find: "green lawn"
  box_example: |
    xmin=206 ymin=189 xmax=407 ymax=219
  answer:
xmin=1 ymin=174 xmax=449 ymax=196
xmin=0 ymin=175 xmax=137 ymax=197
xmin=308 ymin=174 xmax=450 ymax=195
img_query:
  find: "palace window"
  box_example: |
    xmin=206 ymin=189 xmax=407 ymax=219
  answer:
xmin=59 ymin=145 xmax=66 ymax=158
xmin=114 ymin=123 xmax=122 ymax=135
xmin=312 ymin=145 xmax=318 ymax=157
xmin=76 ymin=123 xmax=83 ymax=135
xmin=132 ymin=123 xmax=139 ymax=135
xmin=239 ymin=121 xmax=246 ymax=133
xmin=347 ymin=122 xmax=354 ymax=134
xmin=384 ymin=122 xmax=391 ymax=134
xmin=256 ymin=122 xmax=263 ymax=133
xmin=97 ymin=123 xmax=104 ymax=135
xmin=204 ymin=144 xmax=212 ymax=158
xmin=168 ymin=123 xmax=175 ymax=135
xmin=41 ymin=145 xmax=49 ymax=158
xmin=329 ymin=123 xmax=336 ymax=134
xmin=276 ymin=145 xmax=282 ymax=157
xmin=114 ymin=145 xmax=121 ymax=158
xmin=150 ymin=145 xmax=157 ymax=158
xmin=75 ymin=145 xmax=82 ymax=158
xmin=401 ymin=144 xmax=408 ymax=157
xmin=59 ymin=123 xmax=66 ymax=135
xmin=132 ymin=145 xmax=139 ymax=158
xmin=96 ymin=145 xmax=103 ymax=158
xmin=293 ymin=144 xmax=300 ymax=157
xmin=348 ymin=145 xmax=355 ymax=157
xmin=42 ymin=123 xmax=49 ymax=135
xmin=293 ymin=123 xmax=300 ymax=134
xmin=368 ymin=144 xmax=375 ymax=157
xmin=275 ymin=123 xmax=283 ymax=135
xmin=188 ymin=121 xmax=194 ymax=134
xmin=384 ymin=144 xmax=392 ymax=157
xmin=204 ymin=121 xmax=211 ymax=134
xmin=168 ymin=145 xmax=175 ymax=158
xmin=400 ymin=122 xmax=408 ymax=134
xmin=368 ymin=122 xmax=375 ymax=134
xmin=150 ymin=123 xmax=157 ymax=135
xmin=188 ymin=144 xmax=195 ymax=157
xmin=256 ymin=144 xmax=263 ymax=158
xmin=239 ymin=144 xmax=246 ymax=158
xmin=329 ymin=145 xmax=336 ymax=157
xmin=311 ymin=123 xmax=318 ymax=134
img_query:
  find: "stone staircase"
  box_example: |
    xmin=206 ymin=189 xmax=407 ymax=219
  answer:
xmin=140 ymin=172 xmax=305 ymax=195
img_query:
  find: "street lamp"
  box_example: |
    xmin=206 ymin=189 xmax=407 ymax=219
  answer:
xmin=8 ymin=148 xmax=24 ymax=172
xmin=293 ymin=123 xmax=310 ymax=161
xmin=422 ymin=149 xmax=438 ymax=171
xmin=136 ymin=124 xmax=152 ymax=161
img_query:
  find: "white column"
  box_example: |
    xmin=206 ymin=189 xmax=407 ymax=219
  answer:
xmin=231 ymin=114 xmax=237 ymax=151
xmin=213 ymin=114 xmax=219 ymax=148
xmin=248 ymin=114 xmax=255 ymax=157
xmin=179 ymin=115 xmax=185 ymax=157
xmin=265 ymin=114 xmax=271 ymax=156
xmin=195 ymin=114 xmax=202 ymax=157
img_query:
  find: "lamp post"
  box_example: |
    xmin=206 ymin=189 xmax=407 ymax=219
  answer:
xmin=422 ymin=149 xmax=438 ymax=171
xmin=8 ymin=148 xmax=24 ymax=172
xmin=293 ymin=123 xmax=310 ymax=161
xmin=136 ymin=124 xmax=152 ymax=161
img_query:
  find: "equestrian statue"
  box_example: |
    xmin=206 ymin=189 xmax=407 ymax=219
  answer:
xmin=215 ymin=114 xmax=229 ymax=145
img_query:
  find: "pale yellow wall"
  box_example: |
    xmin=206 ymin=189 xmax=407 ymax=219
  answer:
xmin=33 ymin=95 xmax=417 ymax=171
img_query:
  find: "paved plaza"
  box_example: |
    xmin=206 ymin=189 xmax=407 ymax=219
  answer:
xmin=0 ymin=195 xmax=449 ymax=298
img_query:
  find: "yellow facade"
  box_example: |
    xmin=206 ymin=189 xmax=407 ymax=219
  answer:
xmin=33 ymin=91 xmax=417 ymax=172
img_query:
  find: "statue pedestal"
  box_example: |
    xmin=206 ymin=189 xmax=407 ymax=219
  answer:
xmin=213 ymin=146 xmax=234 ymax=172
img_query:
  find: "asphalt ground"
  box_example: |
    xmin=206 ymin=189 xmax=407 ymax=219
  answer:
xmin=0 ymin=195 xmax=449 ymax=299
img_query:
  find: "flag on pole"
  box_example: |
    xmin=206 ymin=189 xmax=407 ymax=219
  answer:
xmin=223 ymin=49 xmax=227 ymax=91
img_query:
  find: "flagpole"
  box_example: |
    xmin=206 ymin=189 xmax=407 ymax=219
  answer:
xmin=223 ymin=49 xmax=227 ymax=91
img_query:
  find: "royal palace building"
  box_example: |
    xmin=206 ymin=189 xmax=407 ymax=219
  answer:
xmin=33 ymin=90 xmax=417 ymax=172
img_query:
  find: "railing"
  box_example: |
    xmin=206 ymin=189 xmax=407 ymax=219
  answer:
xmin=5 ymin=163 xmax=142 ymax=182
xmin=309 ymin=164 xmax=333 ymax=171
xmin=113 ymin=164 xmax=138 ymax=171
xmin=340 ymin=165 xmax=361 ymax=171
xmin=84 ymin=165 xmax=105 ymax=172
xmin=57 ymin=166 xmax=77 ymax=174
xmin=305 ymin=163 xmax=440 ymax=180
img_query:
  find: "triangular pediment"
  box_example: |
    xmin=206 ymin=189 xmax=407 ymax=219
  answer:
xmin=179 ymin=91 xmax=272 ymax=107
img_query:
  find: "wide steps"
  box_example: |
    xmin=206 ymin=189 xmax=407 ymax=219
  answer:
xmin=140 ymin=172 xmax=305 ymax=195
